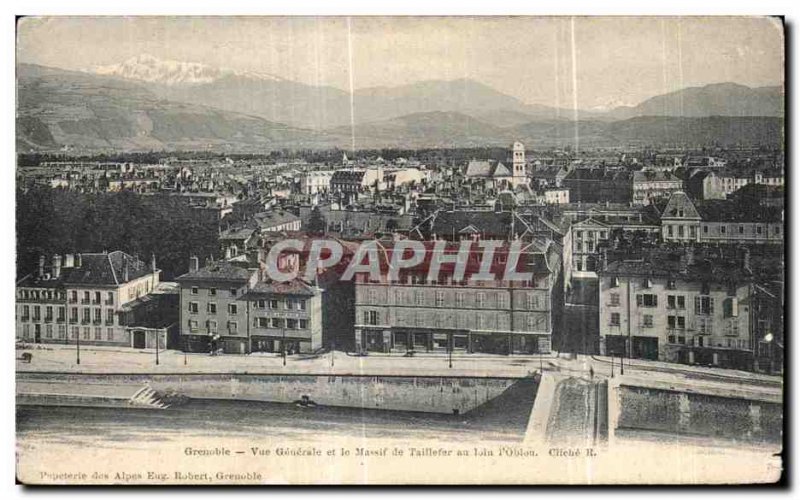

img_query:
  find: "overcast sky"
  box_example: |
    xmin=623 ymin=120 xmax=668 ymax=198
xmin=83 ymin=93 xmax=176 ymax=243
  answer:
xmin=17 ymin=16 xmax=784 ymax=109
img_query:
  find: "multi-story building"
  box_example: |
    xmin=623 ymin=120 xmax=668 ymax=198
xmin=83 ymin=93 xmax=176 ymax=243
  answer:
xmin=656 ymin=191 xmax=702 ymax=243
xmin=300 ymin=170 xmax=333 ymax=195
xmin=631 ymin=171 xmax=683 ymax=206
xmin=245 ymin=280 xmax=323 ymax=354
xmin=696 ymin=202 xmax=784 ymax=245
xmin=16 ymin=252 xmax=162 ymax=347
xmin=597 ymin=247 xmax=755 ymax=370
xmin=353 ymin=238 xmax=563 ymax=354
xmin=175 ymin=257 xmax=323 ymax=354
xmin=656 ymin=191 xmax=784 ymax=245
xmin=175 ymin=258 xmax=259 ymax=353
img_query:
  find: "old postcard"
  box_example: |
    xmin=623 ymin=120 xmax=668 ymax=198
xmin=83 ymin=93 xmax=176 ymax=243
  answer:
xmin=14 ymin=15 xmax=784 ymax=485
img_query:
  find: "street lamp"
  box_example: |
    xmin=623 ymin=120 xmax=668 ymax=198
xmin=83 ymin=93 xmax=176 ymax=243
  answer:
xmin=448 ymin=335 xmax=453 ymax=369
xmin=76 ymin=327 xmax=81 ymax=365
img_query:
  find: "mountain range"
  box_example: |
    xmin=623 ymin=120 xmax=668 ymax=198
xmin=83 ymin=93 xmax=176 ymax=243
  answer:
xmin=16 ymin=56 xmax=785 ymax=152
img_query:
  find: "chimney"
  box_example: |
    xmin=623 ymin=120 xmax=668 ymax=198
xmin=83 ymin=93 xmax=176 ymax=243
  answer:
xmin=75 ymin=253 xmax=82 ymax=268
xmin=151 ymin=253 xmax=157 ymax=273
xmin=190 ymin=256 xmax=200 ymax=272
xmin=225 ymin=246 xmax=232 ymax=260
xmin=123 ymin=254 xmax=129 ymax=282
xmin=52 ymin=255 xmax=62 ymax=279
xmin=64 ymin=254 xmax=74 ymax=268
xmin=38 ymin=255 xmax=46 ymax=279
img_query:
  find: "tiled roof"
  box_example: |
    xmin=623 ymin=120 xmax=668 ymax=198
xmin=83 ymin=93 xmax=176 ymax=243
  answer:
xmin=246 ymin=279 xmax=317 ymax=297
xmin=176 ymin=261 xmax=256 ymax=283
xmin=659 ymin=192 xmax=701 ymax=219
xmin=61 ymin=252 xmax=152 ymax=286
xmin=696 ymin=200 xmax=783 ymax=223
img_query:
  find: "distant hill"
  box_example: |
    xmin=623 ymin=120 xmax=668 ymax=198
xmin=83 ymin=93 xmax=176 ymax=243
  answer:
xmin=16 ymin=63 xmax=338 ymax=153
xmin=606 ymin=82 xmax=784 ymax=119
xmin=16 ymin=62 xmax=785 ymax=152
xmin=328 ymin=111 xmax=512 ymax=149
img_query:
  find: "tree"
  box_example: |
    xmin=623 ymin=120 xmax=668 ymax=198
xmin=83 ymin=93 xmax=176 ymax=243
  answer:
xmin=306 ymin=206 xmax=326 ymax=235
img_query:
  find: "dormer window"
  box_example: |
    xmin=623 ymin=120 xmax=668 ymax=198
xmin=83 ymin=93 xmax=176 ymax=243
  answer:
xmin=610 ymin=276 xmax=619 ymax=288
xmin=667 ymin=279 xmax=676 ymax=290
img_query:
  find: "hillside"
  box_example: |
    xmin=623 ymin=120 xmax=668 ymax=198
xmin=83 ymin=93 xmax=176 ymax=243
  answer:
xmin=16 ymin=63 xmax=335 ymax=153
xmin=607 ymin=83 xmax=784 ymax=119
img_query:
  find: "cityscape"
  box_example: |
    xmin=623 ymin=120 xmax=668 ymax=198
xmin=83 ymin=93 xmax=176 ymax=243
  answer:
xmin=14 ymin=16 xmax=785 ymax=485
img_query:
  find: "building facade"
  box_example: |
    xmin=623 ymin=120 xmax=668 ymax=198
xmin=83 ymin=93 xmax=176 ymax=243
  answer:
xmin=353 ymin=239 xmax=562 ymax=354
xmin=598 ymin=247 xmax=755 ymax=370
xmin=16 ymin=252 xmax=162 ymax=348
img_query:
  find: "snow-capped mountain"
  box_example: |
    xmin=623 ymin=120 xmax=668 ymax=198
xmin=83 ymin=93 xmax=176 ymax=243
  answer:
xmin=90 ymin=54 xmax=280 ymax=86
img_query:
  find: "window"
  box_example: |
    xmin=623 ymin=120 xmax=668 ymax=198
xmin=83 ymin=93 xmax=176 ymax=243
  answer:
xmin=228 ymin=304 xmax=238 ymax=315
xmin=286 ymin=319 xmax=298 ymax=329
xmin=677 ymin=296 xmax=686 ymax=309
xmin=208 ymin=303 xmax=217 ymax=314
xmin=667 ymin=226 xmax=673 ymax=237
xmin=455 ymin=292 xmax=465 ymax=308
xmin=369 ymin=311 xmax=378 ymax=325
xmin=476 ymin=292 xmax=486 ymax=308
xmin=668 ymin=295 xmax=676 ymax=309
xmin=209 ymin=288 xmax=217 ymax=296
xmin=609 ymin=293 xmax=620 ymax=306
xmin=71 ymin=326 xmax=78 ymax=339
xmin=703 ymin=225 xmax=708 ymax=234
xmin=228 ymin=321 xmax=238 ymax=333
xmin=299 ymin=319 xmax=308 ymax=329
xmin=720 ymin=226 xmax=726 ymax=234
xmin=678 ymin=226 xmax=684 ymax=238
xmin=271 ymin=318 xmax=282 ymax=328
xmin=435 ymin=291 xmax=445 ymax=307
xmin=697 ymin=317 xmax=713 ymax=335
xmin=723 ymin=298 xmax=739 ymax=318
xmin=667 ymin=279 xmax=676 ymax=290
xmin=756 ymin=226 xmax=763 ymax=235
xmin=609 ymin=277 xmax=619 ymax=288
xmin=189 ymin=320 xmax=199 ymax=331
xmin=230 ymin=288 xmax=238 ymax=297
xmin=83 ymin=327 xmax=90 ymax=340
xmin=94 ymin=292 xmax=101 ymax=304
xmin=94 ymin=327 xmax=102 ymax=340
xmin=677 ymin=316 xmax=686 ymax=329
xmin=106 ymin=328 xmax=114 ymax=341
xmin=739 ymin=225 xmax=744 ymax=234
xmin=299 ymin=300 xmax=306 ymax=311
xmin=82 ymin=308 xmax=90 ymax=323
xmin=256 ymin=317 xmax=268 ymax=328
xmin=189 ymin=302 xmax=199 ymax=314
xmin=642 ymin=315 xmax=654 ymax=328
xmin=695 ymin=296 xmax=714 ymax=315
xmin=498 ymin=293 xmax=508 ymax=309
xmin=191 ymin=287 xmax=199 ymax=295
xmin=668 ymin=335 xmax=676 ymax=344
xmin=270 ymin=299 xmax=279 ymax=309
xmin=106 ymin=309 xmax=114 ymax=324
xmin=58 ymin=325 xmax=66 ymax=339
xmin=610 ymin=312 xmax=621 ymax=326
xmin=45 ymin=324 xmax=53 ymax=339
xmin=636 ymin=294 xmax=658 ymax=308
xmin=106 ymin=292 xmax=114 ymax=304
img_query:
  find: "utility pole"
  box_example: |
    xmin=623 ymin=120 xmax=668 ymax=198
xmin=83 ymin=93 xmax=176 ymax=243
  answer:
xmin=155 ymin=330 xmax=160 ymax=365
